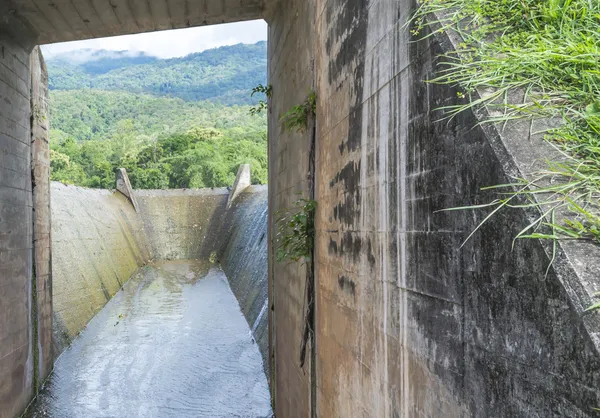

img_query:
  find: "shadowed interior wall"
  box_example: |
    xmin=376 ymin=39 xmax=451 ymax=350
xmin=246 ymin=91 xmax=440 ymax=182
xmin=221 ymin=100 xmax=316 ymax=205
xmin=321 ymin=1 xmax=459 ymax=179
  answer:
xmin=218 ymin=186 xmax=269 ymax=372
xmin=0 ymin=35 xmax=35 ymax=418
xmin=135 ymin=189 xmax=229 ymax=260
xmin=51 ymin=182 xmax=151 ymax=355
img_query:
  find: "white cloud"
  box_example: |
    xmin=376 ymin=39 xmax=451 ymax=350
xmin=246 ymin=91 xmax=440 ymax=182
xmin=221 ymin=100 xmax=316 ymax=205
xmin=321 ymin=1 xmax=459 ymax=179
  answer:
xmin=41 ymin=20 xmax=267 ymax=59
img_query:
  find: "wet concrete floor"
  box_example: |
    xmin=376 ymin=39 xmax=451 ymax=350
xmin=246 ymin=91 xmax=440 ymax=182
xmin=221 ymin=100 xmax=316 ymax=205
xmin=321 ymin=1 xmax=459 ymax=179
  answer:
xmin=25 ymin=260 xmax=272 ymax=417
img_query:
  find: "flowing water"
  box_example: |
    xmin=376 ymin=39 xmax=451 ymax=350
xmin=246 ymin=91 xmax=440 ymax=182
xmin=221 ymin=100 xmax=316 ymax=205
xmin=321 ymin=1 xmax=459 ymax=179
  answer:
xmin=25 ymin=260 xmax=272 ymax=417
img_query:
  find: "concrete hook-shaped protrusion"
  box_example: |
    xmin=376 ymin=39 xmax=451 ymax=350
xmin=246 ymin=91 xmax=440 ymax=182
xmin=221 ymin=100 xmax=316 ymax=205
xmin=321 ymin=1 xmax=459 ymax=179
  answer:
xmin=227 ymin=164 xmax=251 ymax=209
xmin=116 ymin=168 xmax=140 ymax=213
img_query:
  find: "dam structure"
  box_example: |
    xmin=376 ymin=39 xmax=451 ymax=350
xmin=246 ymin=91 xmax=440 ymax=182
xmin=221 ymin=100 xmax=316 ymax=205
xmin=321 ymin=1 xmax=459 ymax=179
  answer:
xmin=32 ymin=166 xmax=273 ymax=416
xmin=2 ymin=0 xmax=600 ymax=417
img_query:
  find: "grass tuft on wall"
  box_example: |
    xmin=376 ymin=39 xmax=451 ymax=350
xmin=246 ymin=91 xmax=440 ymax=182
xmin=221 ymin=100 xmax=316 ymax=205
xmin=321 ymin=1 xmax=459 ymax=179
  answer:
xmin=413 ymin=0 xmax=600 ymax=244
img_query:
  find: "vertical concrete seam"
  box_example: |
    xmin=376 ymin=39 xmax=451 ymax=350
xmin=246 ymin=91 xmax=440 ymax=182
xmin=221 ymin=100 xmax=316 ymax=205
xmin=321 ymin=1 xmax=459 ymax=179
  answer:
xmin=29 ymin=57 xmax=40 ymax=393
xmin=399 ymin=66 xmax=409 ymax=418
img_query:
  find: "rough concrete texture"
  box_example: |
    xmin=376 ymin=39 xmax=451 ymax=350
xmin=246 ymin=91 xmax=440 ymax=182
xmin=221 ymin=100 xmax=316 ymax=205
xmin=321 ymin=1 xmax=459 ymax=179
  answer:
xmin=30 ymin=46 xmax=53 ymax=389
xmin=218 ymin=186 xmax=269 ymax=372
xmin=2 ymin=0 xmax=600 ymax=416
xmin=0 ymin=35 xmax=35 ymax=418
xmin=51 ymin=182 xmax=151 ymax=355
xmin=135 ymin=188 xmax=229 ymax=260
xmin=8 ymin=0 xmax=268 ymax=45
xmin=310 ymin=0 xmax=600 ymax=416
xmin=267 ymin=0 xmax=316 ymax=414
xmin=115 ymin=168 xmax=140 ymax=213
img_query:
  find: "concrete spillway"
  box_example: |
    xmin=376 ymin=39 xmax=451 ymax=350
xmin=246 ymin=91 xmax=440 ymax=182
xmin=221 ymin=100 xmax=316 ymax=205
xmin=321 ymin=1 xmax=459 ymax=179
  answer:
xmin=27 ymin=169 xmax=271 ymax=416
xmin=6 ymin=5 xmax=600 ymax=415
xmin=25 ymin=261 xmax=272 ymax=417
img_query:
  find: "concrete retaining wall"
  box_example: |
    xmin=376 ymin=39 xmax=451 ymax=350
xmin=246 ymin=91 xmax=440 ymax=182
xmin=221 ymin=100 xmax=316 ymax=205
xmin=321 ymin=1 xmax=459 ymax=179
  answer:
xmin=30 ymin=46 xmax=53 ymax=394
xmin=0 ymin=37 xmax=44 ymax=418
xmin=51 ymin=183 xmax=151 ymax=355
xmin=50 ymin=181 xmax=271 ymax=376
xmin=267 ymin=0 xmax=316 ymax=413
xmin=309 ymin=0 xmax=600 ymax=416
xmin=2 ymin=2 xmax=600 ymax=417
xmin=135 ymin=189 xmax=229 ymax=260
xmin=218 ymin=186 xmax=269 ymax=372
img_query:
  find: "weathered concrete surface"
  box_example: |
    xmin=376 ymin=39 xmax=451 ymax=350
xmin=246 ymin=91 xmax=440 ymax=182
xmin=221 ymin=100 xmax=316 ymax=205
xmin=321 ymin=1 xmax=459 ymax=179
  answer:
xmin=0 ymin=35 xmax=35 ymax=418
xmin=7 ymin=0 xmax=269 ymax=45
xmin=116 ymin=168 xmax=140 ymax=213
xmin=30 ymin=46 xmax=53 ymax=391
xmin=51 ymin=182 xmax=151 ymax=356
xmin=135 ymin=188 xmax=229 ymax=260
xmin=267 ymin=0 xmax=316 ymax=414
xmin=310 ymin=0 xmax=600 ymax=416
xmin=2 ymin=0 xmax=600 ymax=416
xmin=218 ymin=186 xmax=269 ymax=372
xmin=24 ymin=261 xmax=272 ymax=417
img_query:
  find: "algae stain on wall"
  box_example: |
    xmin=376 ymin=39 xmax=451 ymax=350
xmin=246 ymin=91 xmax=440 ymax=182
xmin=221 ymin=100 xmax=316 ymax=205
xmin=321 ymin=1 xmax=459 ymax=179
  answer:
xmin=135 ymin=189 xmax=229 ymax=260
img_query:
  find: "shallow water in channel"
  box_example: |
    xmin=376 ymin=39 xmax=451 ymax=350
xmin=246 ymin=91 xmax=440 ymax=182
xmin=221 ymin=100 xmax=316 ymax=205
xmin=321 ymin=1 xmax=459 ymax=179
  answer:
xmin=25 ymin=260 xmax=272 ymax=418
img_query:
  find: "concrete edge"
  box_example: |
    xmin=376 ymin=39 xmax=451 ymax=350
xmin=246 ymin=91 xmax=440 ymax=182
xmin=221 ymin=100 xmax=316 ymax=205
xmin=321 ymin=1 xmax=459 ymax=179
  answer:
xmin=227 ymin=164 xmax=252 ymax=209
xmin=115 ymin=168 xmax=139 ymax=213
xmin=426 ymin=14 xmax=600 ymax=349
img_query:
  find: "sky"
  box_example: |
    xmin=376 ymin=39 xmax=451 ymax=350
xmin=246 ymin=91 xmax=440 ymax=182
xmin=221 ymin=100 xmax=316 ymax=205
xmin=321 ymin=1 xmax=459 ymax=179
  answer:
xmin=41 ymin=20 xmax=267 ymax=59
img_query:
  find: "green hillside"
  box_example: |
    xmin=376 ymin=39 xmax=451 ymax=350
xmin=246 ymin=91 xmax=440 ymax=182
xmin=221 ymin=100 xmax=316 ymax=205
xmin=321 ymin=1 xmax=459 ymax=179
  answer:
xmin=47 ymin=42 xmax=269 ymax=190
xmin=47 ymin=42 xmax=267 ymax=104
xmin=50 ymin=90 xmax=266 ymax=142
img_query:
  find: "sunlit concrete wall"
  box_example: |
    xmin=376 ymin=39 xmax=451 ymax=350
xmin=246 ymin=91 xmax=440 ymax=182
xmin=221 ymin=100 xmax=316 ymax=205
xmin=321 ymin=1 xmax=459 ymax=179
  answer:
xmin=135 ymin=189 xmax=229 ymax=260
xmin=267 ymin=0 xmax=316 ymax=414
xmin=218 ymin=186 xmax=269 ymax=373
xmin=51 ymin=183 xmax=151 ymax=355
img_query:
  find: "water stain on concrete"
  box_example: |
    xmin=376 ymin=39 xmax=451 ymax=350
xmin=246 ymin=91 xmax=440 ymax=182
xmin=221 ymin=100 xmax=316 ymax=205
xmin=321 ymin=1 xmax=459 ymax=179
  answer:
xmin=24 ymin=260 xmax=273 ymax=418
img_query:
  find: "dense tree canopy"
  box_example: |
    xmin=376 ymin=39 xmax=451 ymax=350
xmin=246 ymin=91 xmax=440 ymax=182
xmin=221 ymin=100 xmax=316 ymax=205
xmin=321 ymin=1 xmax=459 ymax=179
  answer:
xmin=50 ymin=126 xmax=267 ymax=189
xmin=48 ymin=42 xmax=268 ymax=190
xmin=47 ymin=42 xmax=267 ymax=104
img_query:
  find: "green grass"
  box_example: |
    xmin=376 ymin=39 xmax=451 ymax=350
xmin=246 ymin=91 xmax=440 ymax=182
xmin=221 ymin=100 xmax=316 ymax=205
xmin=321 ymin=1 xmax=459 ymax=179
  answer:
xmin=412 ymin=0 xmax=600 ymax=245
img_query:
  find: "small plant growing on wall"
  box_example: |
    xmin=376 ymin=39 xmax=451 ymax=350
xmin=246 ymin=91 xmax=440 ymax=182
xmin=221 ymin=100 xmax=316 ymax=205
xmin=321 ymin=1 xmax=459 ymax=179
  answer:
xmin=280 ymin=90 xmax=317 ymax=133
xmin=275 ymin=196 xmax=317 ymax=263
xmin=249 ymin=83 xmax=272 ymax=115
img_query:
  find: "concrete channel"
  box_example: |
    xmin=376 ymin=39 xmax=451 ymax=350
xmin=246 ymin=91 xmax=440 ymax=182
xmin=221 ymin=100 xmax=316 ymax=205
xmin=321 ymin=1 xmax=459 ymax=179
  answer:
xmin=25 ymin=261 xmax=272 ymax=417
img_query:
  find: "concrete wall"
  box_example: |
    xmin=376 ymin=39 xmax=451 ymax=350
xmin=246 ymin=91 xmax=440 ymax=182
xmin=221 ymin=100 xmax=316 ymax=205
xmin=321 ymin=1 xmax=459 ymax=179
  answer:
xmin=51 ymin=182 xmax=151 ymax=355
xmin=309 ymin=0 xmax=600 ymax=416
xmin=30 ymin=46 xmax=53 ymax=391
xmin=2 ymin=1 xmax=600 ymax=416
xmin=50 ymin=179 xmax=271 ymax=371
xmin=218 ymin=186 xmax=269 ymax=372
xmin=267 ymin=0 xmax=316 ymax=414
xmin=135 ymin=189 xmax=229 ymax=260
xmin=0 ymin=36 xmax=33 ymax=418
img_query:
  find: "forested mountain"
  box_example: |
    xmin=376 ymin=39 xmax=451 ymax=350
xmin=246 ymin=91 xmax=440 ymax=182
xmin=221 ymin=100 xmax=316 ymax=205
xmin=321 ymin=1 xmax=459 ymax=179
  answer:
xmin=47 ymin=42 xmax=269 ymax=190
xmin=46 ymin=42 xmax=267 ymax=104
xmin=50 ymin=90 xmax=266 ymax=142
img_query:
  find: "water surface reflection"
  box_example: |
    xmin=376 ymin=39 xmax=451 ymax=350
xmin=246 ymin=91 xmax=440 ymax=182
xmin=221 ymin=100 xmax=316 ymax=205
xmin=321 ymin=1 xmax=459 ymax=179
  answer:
xmin=25 ymin=260 xmax=272 ymax=417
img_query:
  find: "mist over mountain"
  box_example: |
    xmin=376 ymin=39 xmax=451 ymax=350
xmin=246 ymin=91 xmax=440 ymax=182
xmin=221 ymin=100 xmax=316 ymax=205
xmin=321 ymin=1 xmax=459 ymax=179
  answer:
xmin=46 ymin=41 xmax=267 ymax=104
